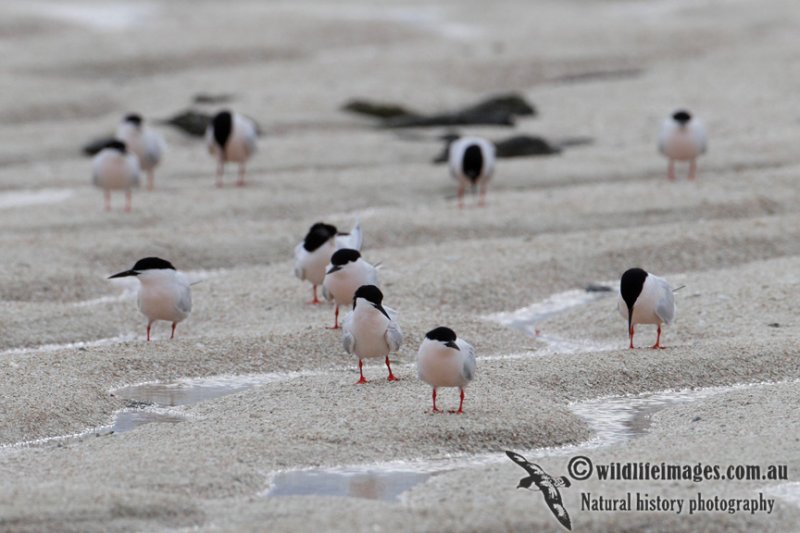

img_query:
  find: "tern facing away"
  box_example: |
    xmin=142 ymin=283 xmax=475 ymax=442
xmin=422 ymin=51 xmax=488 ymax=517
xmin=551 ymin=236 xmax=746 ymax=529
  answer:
xmin=116 ymin=114 xmax=165 ymax=190
xmin=416 ymin=327 xmax=476 ymax=413
xmin=109 ymin=257 xmax=192 ymax=341
xmin=322 ymin=249 xmax=379 ymax=329
xmin=294 ymin=220 xmax=362 ymax=304
xmin=206 ymin=110 xmax=257 ymax=187
xmin=658 ymin=109 xmax=707 ymax=180
xmin=618 ymin=267 xmax=675 ymax=349
xmin=342 ymin=285 xmax=403 ymax=384
xmin=92 ymin=140 xmax=141 ymax=212
xmin=448 ymin=136 xmax=496 ymax=208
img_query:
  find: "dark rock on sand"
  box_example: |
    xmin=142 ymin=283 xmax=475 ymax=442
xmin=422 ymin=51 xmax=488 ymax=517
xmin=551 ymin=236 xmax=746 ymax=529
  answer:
xmin=432 ymin=133 xmax=560 ymax=163
xmin=193 ymin=93 xmax=235 ymax=104
xmin=82 ymin=134 xmax=117 ymax=156
xmin=342 ymin=99 xmax=418 ymax=120
xmin=585 ymin=283 xmax=614 ymax=293
xmin=161 ymin=109 xmax=211 ymax=137
xmin=161 ymin=109 xmax=262 ymax=137
xmin=343 ymin=93 xmax=536 ymax=128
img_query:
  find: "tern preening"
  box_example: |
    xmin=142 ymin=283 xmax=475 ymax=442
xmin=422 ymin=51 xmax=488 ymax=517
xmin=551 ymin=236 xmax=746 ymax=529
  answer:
xmin=91 ymin=139 xmax=140 ymax=212
xmin=293 ymin=220 xmax=362 ymax=304
xmin=116 ymin=114 xmax=165 ymax=190
xmin=416 ymin=327 xmax=476 ymax=414
xmin=448 ymin=136 xmax=495 ymax=208
xmin=322 ymin=249 xmax=379 ymax=329
xmin=658 ymin=109 xmax=707 ymax=180
xmin=341 ymin=285 xmax=403 ymax=384
xmin=206 ymin=110 xmax=257 ymax=187
xmin=109 ymin=257 xmax=192 ymax=341
xmin=506 ymin=451 xmax=572 ymax=531
xmin=618 ymin=267 xmax=676 ymax=349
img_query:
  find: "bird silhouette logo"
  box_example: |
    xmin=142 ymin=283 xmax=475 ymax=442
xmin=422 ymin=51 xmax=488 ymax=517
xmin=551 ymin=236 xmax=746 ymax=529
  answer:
xmin=506 ymin=451 xmax=572 ymax=531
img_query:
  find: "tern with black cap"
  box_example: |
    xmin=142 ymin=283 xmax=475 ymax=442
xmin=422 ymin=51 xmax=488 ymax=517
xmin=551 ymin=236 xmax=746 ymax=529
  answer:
xmin=658 ymin=109 xmax=707 ymax=180
xmin=341 ymin=285 xmax=403 ymax=384
xmin=416 ymin=326 xmax=476 ymax=413
xmin=294 ymin=220 xmax=362 ymax=304
xmin=116 ymin=113 xmax=165 ymax=191
xmin=322 ymin=248 xmax=379 ymax=329
xmin=206 ymin=109 xmax=257 ymax=187
xmin=91 ymin=139 xmax=141 ymax=212
xmin=109 ymin=257 xmax=192 ymax=341
xmin=448 ymin=136 xmax=496 ymax=208
xmin=618 ymin=267 xmax=676 ymax=349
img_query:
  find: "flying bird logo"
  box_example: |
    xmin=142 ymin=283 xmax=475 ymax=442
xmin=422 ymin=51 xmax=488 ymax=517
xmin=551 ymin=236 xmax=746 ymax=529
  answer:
xmin=506 ymin=451 xmax=572 ymax=531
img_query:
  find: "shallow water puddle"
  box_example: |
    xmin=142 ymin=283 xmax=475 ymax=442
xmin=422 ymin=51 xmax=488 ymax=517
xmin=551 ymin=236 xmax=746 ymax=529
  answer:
xmin=484 ymin=286 xmax=616 ymax=354
xmin=0 ymin=188 xmax=73 ymax=209
xmin=0 ymin=334 xmax=135 ymax=357
xmin=269 ymin=469 xmax=434 ymax=502
xmin=106 ymin=372 xmax=317 ymax=433
xmin=265 ymin=382 xmax=772 ymax=502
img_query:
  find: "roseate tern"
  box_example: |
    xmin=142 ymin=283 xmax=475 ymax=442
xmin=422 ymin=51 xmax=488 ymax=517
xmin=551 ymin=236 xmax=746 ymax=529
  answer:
xmin=116 ymin=113 xmax=165 ymax=190
xmin=206 ymin=110 xmax=257 ymax=187
xmin=293 ymin=220 xmax=362 ymax=304
xmin=109 ymin=257 xmax=192 ymax=341
xmin=341 ymin=285 xmax=403 ymax=384
xmin=322 ymin=249 xmax=379 ymax=329
xmin=416 ymin=326 xmax=476 ymax=413
xmin=618 ymin=267 xmax=676 ymax=349
xmin=448 ymin=136 xmax=495 ymax=208
xmin=91 ymin=139 xmax=140 ymax=212
xmin=658 ymin=109 xmax=707 ymax=180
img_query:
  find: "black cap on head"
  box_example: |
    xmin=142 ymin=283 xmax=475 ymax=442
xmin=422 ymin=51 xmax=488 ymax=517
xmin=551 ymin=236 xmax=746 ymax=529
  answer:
xmin=353 ymin=284 xmax=390 ymax=319
xmin=303 ymin=222 xmax=337 ymax=252
xmin=425 ymin=326 xmax=459 ymax=350
xmin=109 ymin=257 xmax=175 ymax=279
xmin=212 ymin=110 xmax=233 ymax=150
xmin=353 ymin=284 xmax=383 ymax=306
xmin=104 ymin=140 xmax=127 ymax=153
xmin=672 ymin=110 xmax=692 ymax=124
xmin=124 ymin=113 xmax=143 ymax=126
xmin=620 ymin=267 xmax=648 ymax=332
xmin=330 ymin=248 xmax=361 ymax=266
xmin=132 ymin=257 xmax=176 ymax=271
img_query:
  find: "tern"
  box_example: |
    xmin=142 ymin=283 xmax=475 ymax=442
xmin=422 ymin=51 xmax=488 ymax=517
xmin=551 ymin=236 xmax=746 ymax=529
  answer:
xmin=658 ymin=110 xmax=707 ymax=180
xmin=91 ymin=139 xmax=140 ymax=212
xmin=116 ymin=113 xmax=165 ymax=190
xmin=341 ymin=285 xmax=403 ymax=384
xmin=448 ymin=136 xmax=496 ymax=208
xmin=294 ymin=220 xmax=362 ymax=304
xmin=109 ymin=257 xmax=192 ymax=341
xmin=416 ymin=326 xmax=476 ymax=413
xmin=322 ymin=249 xmax=379 ymax=329
xmin=618 ymin=267 xmax=675 ymax=349
xmin=206 ymin=110 xmax=257 ymax=187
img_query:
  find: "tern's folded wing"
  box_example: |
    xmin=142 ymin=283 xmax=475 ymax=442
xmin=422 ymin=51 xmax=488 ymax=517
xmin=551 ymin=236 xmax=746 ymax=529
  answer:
xmin=457 ymin=339 xmax=476 ymax=382
xmin=385 ymin=320 xmax=403 ymax=352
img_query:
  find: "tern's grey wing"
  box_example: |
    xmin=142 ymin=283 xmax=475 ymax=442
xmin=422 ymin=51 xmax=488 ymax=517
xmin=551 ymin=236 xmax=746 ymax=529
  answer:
xmin=366 ymin=263 xmax=379 ymax=287
xmin=385 ymin=319 xmax=403 ymax=352
xmin=337 ymin=219 xmax=362 ymax=251
xmin=456 ymin=339 xmax=476 ymax=382
xmin=653 ymin=278 xmax=676 ymax=325
xmin=175 ymin=276 xmax=192 ymax=315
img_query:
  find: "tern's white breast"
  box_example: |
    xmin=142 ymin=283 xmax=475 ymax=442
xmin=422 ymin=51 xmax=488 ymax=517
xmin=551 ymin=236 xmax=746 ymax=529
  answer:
xmin=417 ymin=339 xmax=468 ymax=388
xmin=298 ymin=239 xmax=336 ymax=285
xmin=659 ymin=120 xmax=706 ymax=161
xmin=349 ymin=305 xmax=390 ymax=359
xmin=323 ymin=260 xmax=376 ymax=306
xmin=117 ymin=124 xmax=163 ymax=171
xmin=137 ymin=270 xmax=191 ymax=323
xmin=92 ymin=150 xmax=140 ymax=190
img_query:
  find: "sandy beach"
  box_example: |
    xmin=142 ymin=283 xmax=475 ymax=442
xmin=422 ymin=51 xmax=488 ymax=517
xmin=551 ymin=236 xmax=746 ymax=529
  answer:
xmin=1 ymin=0 xmax=799 ymax=531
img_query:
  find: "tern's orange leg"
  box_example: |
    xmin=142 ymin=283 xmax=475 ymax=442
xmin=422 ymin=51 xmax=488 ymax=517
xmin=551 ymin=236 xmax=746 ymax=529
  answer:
xmin=431 ymin=387 xmax=442 ymax=413
xmin=667 ymin=160 xmax=676 ymax=181
xmin=236 ymin=163 xmax=246 ymax=187
xmin=457 ymin=183 xmax=465 ymax=209
xmin=385 ymin=356 xmax=398 ymax=381
xmin=356 ymin=359 xmax=367 ymax=384
xmin=688 ymin=159 xmax=697 ymax=181
xmin=629 ymin=325 xmax=635 ymax=349
xmin=146 ymin=322 xmax=152 ymax=342
xmin=326 ymin=305 xmax=340 ymax=329
xmin=124 ymin=190 xmax=132 ymax=212
xmin=651 ymin=324 xmax=664 ymax=349
xmin=171 ymin=322 xmax=177 ymax=340
xmin=309 ymin=285 xmax=321 ymax=305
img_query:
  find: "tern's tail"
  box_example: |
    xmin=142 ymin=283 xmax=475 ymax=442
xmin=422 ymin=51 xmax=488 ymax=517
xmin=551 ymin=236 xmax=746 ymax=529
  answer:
xmin=349 ymin=218 xmax=363 ymax=251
